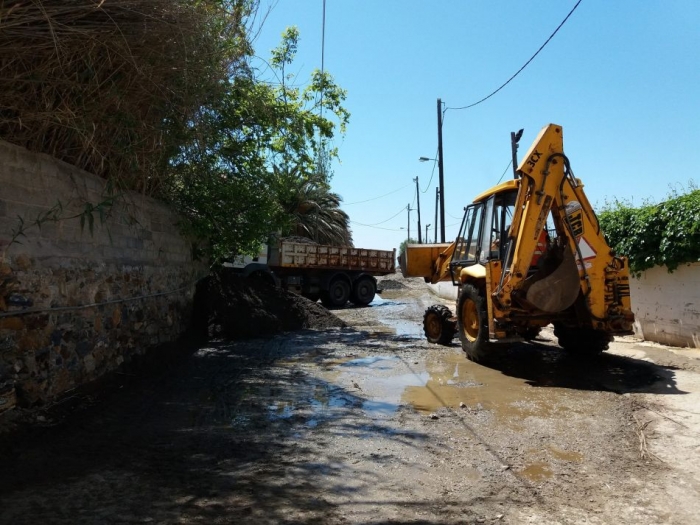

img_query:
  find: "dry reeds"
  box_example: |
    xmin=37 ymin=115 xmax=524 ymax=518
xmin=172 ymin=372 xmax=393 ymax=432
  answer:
xmin=0 ymin=0 xmax=252 ymax=194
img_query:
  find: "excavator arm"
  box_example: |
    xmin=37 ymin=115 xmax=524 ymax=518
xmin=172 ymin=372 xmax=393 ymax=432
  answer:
xmin=494 ymin=124 xmax=634 ymax=332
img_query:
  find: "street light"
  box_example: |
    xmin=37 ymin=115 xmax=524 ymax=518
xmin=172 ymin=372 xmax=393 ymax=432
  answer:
xmin=418 ymin=157 xmax=443 ymax=243
xmin=425 ymin=223 xmax=431 ymax=242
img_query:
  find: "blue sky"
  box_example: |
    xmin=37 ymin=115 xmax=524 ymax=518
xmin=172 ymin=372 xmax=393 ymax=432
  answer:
xmin=251 ymin=0 xmax=700 ymax=252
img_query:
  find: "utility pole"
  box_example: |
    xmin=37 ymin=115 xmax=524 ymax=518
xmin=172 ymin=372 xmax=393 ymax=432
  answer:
xmin=434 ymin=187 xmax=439 ymax=243
xmin=437 ymin=98 xmax=446 ymax=242
xmin=406 ymin=203 xmax=413 ymax=243
xmin=425 ymin=223 xmax=431 ymax=242
xmin=413 ymin=176 xmax=422 ymax=243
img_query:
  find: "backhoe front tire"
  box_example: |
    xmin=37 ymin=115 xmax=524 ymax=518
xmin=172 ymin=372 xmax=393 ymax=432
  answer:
xmin=423 ymin=305 xmax=456 ymax=346
xmin=457 ymin=284 xmax=492 ymax=362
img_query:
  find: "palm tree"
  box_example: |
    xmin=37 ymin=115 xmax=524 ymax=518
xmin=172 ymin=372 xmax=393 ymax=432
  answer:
xmin=271 ymin=166 xmax=353 ymax=246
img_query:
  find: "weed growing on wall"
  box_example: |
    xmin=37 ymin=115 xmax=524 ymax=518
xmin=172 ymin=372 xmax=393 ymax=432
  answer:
xmin=599 ymin=183 xmax=700 ymax=275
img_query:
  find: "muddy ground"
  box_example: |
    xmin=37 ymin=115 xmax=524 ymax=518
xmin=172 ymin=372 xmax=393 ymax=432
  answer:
xmin=1 ymin=273 xmax=699 ymax=524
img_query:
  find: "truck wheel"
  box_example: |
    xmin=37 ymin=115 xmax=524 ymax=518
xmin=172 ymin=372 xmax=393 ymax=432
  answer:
xmin=350 ymin=276 xmax=377 ymax=306
xmin=554 ymin=323 xmax=611 ymax=355
xmin=457 ymin=284 xmax=491 ymax=362
xmin=321 ymin=278 xmax=351 ymax=308
xmin=423 ymin=304 xmax=456 ymax=345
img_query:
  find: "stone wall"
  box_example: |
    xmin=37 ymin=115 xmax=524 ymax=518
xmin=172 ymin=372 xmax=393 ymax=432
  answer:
xmin=0 ymin=140 xmax=204 ymax=413
xmin=630 ymin=263 xmax=700 ymax=348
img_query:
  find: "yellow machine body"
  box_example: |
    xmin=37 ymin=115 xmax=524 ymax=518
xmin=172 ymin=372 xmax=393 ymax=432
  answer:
xmin=400 ymin=124 xmax=635 ymax=358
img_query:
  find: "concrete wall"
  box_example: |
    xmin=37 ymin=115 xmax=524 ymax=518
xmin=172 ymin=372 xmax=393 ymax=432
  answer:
xmin=630 ymin=263 xmax=700 ymax=348
xmin=0 ymin=140 xmax=204 ymax=413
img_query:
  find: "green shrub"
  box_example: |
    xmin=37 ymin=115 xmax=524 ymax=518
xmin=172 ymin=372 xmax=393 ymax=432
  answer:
xmin=599 ymin=186 xmax=700 ymax=274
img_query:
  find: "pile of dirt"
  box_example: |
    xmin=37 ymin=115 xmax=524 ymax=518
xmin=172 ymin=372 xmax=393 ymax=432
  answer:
xmin=193 ymin=271 xmax=346 ymax=340
xmin=376 ymin=277 xmax=408 ymax=290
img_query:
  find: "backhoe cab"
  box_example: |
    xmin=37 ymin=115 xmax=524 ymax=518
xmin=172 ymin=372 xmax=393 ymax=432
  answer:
xmin=401 ymin=124 xmax=635 ymax=361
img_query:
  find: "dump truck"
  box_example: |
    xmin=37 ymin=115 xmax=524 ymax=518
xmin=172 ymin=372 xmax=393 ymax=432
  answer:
xmin=230 ymin=239 xmax=396 ymax=308
xmin=400 ymin=124 xmax=635 ymax=360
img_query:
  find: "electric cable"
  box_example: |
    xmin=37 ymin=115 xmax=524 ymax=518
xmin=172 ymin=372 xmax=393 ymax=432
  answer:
xmin=349 ymin=221 xmax=405 ymax=231
xmin=344 ymin=183 xmax=412 ymax=205
xmin=447 ymin=0 xmax=583 ymax=111
xmin=351 ymin=205 xmax=407 ymax=227
xmin=496 ymin=159 xmax=514 ymax=185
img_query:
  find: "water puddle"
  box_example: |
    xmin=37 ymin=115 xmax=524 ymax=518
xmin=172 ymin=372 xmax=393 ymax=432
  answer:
xmin=370 ymin=295 xmax=402 ymax=307
xmin=519 ymin=462 xmax=553 ymax=481
xmin=268 ymin=345 xmax=563 ymax=426
xmin=341 ymin=356 xmax=398 ymax=368
xmin=547 ymin=446 xmax=584 ymax=463
xmin=401 ymin=353 xmax=557 ymax=422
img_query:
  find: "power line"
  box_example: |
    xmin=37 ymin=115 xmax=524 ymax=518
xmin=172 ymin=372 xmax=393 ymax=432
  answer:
xmin=352 ymin=205 xmax=406 ymax=227
xmin=350 ymin=220 xmax=404 ymax=232
xmin=496 ymin=159 xmax=513 ymax=184
xmin=447 ymin=0 xmax=583 ymax=111
xmin=344 ymin=183 xmax=412 ymax=205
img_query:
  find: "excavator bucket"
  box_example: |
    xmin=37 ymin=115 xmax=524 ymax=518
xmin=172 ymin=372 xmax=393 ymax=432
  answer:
xmin=400 ymin=243 xmax=454 ymax=282
xmin=524 ymin=247 xmax=581 ymax=313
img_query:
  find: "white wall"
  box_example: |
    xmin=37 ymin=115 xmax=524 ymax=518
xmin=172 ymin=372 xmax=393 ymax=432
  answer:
xmin=630 ymin=263 xmax=700 ymax=348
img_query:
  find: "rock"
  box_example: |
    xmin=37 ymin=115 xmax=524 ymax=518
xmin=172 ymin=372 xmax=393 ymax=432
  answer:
xmin=429 ymin=413 xmax=439 ymax=420
xmin=459 ymin=402 xmax=467 ymax=408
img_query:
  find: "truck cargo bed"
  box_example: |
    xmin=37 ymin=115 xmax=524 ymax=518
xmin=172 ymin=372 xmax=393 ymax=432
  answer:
xmin=268 ymin=241 xmax=395 ymax=274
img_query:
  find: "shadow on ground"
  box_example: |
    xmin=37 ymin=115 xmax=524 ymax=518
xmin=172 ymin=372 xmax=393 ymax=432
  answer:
xmin=459 ymin=338 xmax=686 ymax=396
xmin=0 ymin=327 xmax=435 ymax=524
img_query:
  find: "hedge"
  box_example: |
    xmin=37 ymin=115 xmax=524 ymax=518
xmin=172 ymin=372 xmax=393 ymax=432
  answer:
xmin=598 ymin=188 xmax=700 ymax=275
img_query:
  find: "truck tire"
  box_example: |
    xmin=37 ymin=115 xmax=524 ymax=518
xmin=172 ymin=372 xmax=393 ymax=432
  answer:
xmin=457 ymin=284 xmax=492 ymax=362
xmin=423 ymin=304 xmax=456 ymax=345
xmin=350 ymin=276 xmax=377 ymax=306
xmin=321 ymin=278 xmax=351 ymax=308
xmin=553 ymin=323 xmax=611 ymax=355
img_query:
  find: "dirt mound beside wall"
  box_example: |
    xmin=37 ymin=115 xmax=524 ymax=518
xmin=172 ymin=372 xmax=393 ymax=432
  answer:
xmin=194 ymin=272 xmax=346 ymax=340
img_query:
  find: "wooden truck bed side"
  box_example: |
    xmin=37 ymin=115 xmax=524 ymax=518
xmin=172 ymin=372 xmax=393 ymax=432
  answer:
xmin=268 ymin=241 xmax=396 ymax=275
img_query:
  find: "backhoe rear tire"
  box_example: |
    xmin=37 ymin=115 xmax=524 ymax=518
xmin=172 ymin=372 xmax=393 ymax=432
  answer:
xmin=553 ymin=323 xmax=611 ymax=355
xmin=457 ymin=284 xmax=492 ymax=362
xmin=423 ymin=305 xmax=456 ymax=346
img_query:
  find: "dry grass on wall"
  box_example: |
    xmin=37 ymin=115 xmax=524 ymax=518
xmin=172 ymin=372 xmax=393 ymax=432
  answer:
xmin=0 ymin=0 xmax=250 ymax=194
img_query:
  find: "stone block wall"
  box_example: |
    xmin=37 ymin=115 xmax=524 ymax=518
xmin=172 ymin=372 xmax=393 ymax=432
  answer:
xmin=0 ymin=140 xmax=204 ymax=412
xmin=630 ymin=263 xmax=700 ymax=348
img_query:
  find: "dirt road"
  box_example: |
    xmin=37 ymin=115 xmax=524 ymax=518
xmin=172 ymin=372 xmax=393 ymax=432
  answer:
xmin=1 ymin=274 xmax=699 ymax=524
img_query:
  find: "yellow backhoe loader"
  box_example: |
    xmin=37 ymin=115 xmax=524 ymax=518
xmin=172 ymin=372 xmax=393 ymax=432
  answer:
xmin=400 ymin=124 xmax=635 ymax=361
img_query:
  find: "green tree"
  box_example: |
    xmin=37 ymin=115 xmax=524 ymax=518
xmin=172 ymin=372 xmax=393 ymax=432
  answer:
xmin=164 ymin=24 xmax=351 ymax=263
xmin=266 ymin=27 xmax=350 ymax=180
